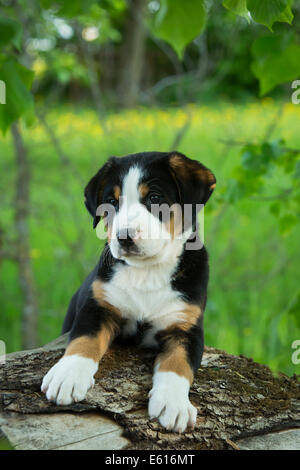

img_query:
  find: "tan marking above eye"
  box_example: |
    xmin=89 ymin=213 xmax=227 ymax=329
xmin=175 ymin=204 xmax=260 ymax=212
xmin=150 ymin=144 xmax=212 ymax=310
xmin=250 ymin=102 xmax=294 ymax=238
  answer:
xmin=138 ymin=183 xmax=149 ymax=198
xmin=113 ymin=185 xmax=121 ymax=200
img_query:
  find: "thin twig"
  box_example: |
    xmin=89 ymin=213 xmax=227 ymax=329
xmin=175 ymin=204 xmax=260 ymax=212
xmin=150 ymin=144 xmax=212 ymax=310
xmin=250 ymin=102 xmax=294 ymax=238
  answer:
xmin=169 ymin=110 xmax=193 ymax=151
xmin=263 ymin=101 xmax=285 ymax=142
xmin=218 ymin=138 xmax=300 ymax=155
xmin=37 ymin=110 xmax=84 ymax=185
xmin=226 ymin=439 xmax=241 ymax=450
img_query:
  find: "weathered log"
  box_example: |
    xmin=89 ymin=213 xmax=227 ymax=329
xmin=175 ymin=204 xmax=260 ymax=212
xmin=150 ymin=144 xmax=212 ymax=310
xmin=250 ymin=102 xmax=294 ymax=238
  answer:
xmin=0 ymin=335 xmax=299 ymax=450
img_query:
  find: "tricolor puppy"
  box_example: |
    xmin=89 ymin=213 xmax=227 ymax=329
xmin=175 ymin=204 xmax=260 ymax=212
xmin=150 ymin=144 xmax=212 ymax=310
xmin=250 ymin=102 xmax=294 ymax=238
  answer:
xmin=41 ymin=151 xmax=216 ymax=433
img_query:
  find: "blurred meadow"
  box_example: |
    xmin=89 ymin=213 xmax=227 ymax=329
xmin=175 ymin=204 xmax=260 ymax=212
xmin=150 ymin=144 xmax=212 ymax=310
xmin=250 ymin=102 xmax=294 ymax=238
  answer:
xmin=1 ymin=1 xmax=300 ymax=376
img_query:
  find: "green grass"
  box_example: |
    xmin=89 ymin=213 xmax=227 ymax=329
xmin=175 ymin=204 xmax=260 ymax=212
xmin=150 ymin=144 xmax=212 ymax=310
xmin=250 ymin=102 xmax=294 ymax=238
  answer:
xmin=0 ymin=100 xmax=299 ymax=375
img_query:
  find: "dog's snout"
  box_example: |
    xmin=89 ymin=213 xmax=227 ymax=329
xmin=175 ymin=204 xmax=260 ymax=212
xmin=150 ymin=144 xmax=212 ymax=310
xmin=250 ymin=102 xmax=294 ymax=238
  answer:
xmin=117 ymin=228 xmax=136 ymax=250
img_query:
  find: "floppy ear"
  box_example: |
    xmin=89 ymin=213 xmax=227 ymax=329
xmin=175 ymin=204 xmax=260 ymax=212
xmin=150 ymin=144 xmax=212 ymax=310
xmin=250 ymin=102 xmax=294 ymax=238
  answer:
xmin=84 ymin=157 xmax=117 ymax=228
xmin=168 ymin=152 xmax=216 ymax=206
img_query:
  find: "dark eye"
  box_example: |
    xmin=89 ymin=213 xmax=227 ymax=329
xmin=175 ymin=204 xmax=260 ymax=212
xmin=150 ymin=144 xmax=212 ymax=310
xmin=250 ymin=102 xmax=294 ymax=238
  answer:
xmin=107 ymin=198 xmax=118 ymax=207
xmin=148 ymin=194 xmax=162 ymax=204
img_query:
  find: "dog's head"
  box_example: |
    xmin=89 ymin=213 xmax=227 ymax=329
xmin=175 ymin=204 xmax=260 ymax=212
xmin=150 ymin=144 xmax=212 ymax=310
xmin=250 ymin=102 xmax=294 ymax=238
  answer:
xmin=84 ymin=151 xmax=216 ymax=266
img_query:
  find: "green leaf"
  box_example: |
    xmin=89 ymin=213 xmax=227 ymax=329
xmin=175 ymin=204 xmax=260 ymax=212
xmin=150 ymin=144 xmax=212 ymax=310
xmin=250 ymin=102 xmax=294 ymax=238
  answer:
xmin=278 ymin=213 xmax=298 ymax=235
xmin=224 ymin=179 xmax=245 ymax=203
xmin=0 ymin=16 xmax=23 ymax=50
xmin=269 ymin=201 xmax=281 ymax=216
xmin=240 ymin=142 xmax=280 ymax=174
xmin=247 ymin=0 xmax=289 ymax=29
xmin=294 ymin=160 xmax=300 ymax=179
xmin=0 ymin=58 xmax=34 ymax=134
xmin=277 ymin=3 xmax=294 ymax=24
xmin=277 ymin=313 xmax=289 ymax=345
xmin=241 ymin=144 xmax=264 ymax=172
xmin=223 ymin=0 xmax=249 ymax=20
xmin=251 ymin=34 xmax=300 ymax=95
xmin=286 ymin=291 xmax=300 ymax=328
xmin=40 ymin=0 xmax=96 ymax=16
xmin=151 ymin=0 xmax=206 ymax=59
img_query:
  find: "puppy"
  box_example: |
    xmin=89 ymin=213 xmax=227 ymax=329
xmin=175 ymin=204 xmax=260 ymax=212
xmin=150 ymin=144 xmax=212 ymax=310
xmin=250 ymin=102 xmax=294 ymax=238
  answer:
xmin=41 ymin=151 xmax=216 ymax=433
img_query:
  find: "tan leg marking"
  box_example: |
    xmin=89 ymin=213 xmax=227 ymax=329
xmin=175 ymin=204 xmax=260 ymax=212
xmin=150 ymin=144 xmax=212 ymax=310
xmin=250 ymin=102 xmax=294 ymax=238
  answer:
xmin=64 ymin=328 xmax=112 ymax=363
xmin=64 ymin=280 xmax=121 ymax=363
xmin=155 ymin=305 xmax=201 ymax=383
xmin=156 ymin=343 xmax=194 ymax=384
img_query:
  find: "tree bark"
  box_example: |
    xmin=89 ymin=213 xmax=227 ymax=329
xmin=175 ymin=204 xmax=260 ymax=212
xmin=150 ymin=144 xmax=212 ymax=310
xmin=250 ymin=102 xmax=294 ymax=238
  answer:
xmin=118 ymin=0 xmax=148 ymax=108
xmin=0 ymin=336 xmax=299 ymax=450
xmin=11 ymin=122 xmax=39 ymax=350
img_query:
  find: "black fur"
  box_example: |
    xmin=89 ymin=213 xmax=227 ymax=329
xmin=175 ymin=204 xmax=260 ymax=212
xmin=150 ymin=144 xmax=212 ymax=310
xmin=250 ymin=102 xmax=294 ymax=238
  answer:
xmin=63 ymin=151 xmax=215 ymax=378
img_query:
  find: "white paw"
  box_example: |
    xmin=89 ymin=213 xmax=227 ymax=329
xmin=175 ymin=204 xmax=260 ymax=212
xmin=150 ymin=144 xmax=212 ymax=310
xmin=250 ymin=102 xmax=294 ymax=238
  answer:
xmin=41 ymin=355 xmax=98 ymax=405
xmin=148 ymin=371 xmax=197 ymax=433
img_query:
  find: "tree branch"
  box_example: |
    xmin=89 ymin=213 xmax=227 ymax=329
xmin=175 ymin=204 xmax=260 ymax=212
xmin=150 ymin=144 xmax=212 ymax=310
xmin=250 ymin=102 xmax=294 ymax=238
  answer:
xmin=0 ymin=336 xmax=299 ymax=450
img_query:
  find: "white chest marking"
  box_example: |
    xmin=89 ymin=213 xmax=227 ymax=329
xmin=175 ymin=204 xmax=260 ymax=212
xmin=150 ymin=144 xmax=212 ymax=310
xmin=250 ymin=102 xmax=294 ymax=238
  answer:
xmin=102 ymin=254 xmax=186 ymax=332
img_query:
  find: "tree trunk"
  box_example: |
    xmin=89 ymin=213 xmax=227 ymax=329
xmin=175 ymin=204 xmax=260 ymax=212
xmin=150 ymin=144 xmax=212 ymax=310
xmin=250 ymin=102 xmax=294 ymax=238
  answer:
xmin=11 ymin=122 xmax=39 ymax=349
xmin=0 ymin=336 xmax=299 ymax=450
xmin=118 ymin=0 xmax=148 ymax=108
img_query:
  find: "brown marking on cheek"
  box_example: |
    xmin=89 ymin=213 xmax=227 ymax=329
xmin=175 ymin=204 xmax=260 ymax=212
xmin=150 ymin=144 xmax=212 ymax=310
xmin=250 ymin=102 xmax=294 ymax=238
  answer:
xmin=64 ymin=328 xmax=112 ymax=363
xmin=164 ymin=204 xmax=183 ymax=238
xmin=209 ymin=183 xmax=216 ymax=191
xmin=92 ymin=279 xmax=121 ymax=318
xmin=166 ymin=212 xmax=175 ymax=239
xmin=156 ymin=343 xmax=194 ymax=384
xmin=138 ymin=183 xmax=149 ymax=199
xmin=113 ymin=185 xmax=121 ymax=201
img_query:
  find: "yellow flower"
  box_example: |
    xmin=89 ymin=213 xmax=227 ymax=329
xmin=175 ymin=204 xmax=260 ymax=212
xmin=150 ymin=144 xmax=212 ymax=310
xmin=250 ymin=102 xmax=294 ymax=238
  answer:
xmin=32 ymin=58 xmax=47 ymax=78
xmin=31 ymin=248 xmax=41 ymax=259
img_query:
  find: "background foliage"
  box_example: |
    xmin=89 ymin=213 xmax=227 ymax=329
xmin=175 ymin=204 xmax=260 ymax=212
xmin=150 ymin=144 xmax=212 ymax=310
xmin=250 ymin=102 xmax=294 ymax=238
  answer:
xmin=0 ymin=0 xmax=300 ymax=375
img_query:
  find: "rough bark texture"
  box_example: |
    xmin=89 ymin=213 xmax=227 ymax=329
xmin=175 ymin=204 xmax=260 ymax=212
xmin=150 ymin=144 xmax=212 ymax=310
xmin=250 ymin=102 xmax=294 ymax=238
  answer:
xmin=0 ymin=336 xmax=299 ymax=450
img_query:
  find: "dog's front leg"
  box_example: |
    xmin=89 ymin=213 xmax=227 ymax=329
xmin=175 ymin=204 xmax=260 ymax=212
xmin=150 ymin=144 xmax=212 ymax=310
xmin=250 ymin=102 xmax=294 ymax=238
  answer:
xmin=41 ymin=295 xmax=121 ymax=405
xmin=148 ymin=322 xmax=203 ymax=433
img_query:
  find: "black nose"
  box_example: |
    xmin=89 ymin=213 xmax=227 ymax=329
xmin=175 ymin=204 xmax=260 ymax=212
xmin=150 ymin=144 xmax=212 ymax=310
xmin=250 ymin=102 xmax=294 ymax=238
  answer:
xmin=117 ymin=228 xmax=136 ymax=250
